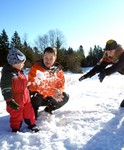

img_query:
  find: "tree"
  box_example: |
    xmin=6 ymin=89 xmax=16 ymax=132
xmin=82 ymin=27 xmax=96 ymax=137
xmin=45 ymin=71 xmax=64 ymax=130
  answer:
xmin=77 ymin=45 xmax=86 ymax=67
xmin=66 ymin=53 xmax=82 ymax=73
xmin=55 ymin=37 xmax=62 ymax=50
xmin=22 ymin=40 xmax=38 ymax=68
xmin=0 ymin=29 xmax=9 ymax=66
xmin=86 ymin=45 xmax=103 ymax=66
xmin=92 ymin=45 xmax=103 ymax=64
xmin=57 ymin=48 xmax=67 ymax=70
xmin=67 ymin=47 xmax=74 ymax=54
xmin=35 ymin=29 xmax=66 ymax=52
xmin=11 ymin=31 xmax=22 ymax=48
xmin=48 ymin=29 xmax=66 ymax=49
xmin=86 ymin=48 xmax=94 ymax=66
xmin=35 ymin=34 xmax=49 ymax=53
xmin=25 ymin=48 xmax=36 ymax=68
xmin=48 ymin=30 xmax=56 ymax=47
xmin=33 ymin=46 xmax=42 ymax=61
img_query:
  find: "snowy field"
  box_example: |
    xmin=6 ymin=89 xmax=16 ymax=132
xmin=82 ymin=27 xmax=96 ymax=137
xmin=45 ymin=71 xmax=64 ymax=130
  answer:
xmin=0 ymin=67 xmax=124 ymax=150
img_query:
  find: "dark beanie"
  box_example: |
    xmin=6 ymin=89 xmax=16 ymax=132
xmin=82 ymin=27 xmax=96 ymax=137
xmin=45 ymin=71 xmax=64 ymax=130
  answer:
xmin=7 ymin=48 xmax=26 ymax=65
xmin=104 ymin=39 xmax=118 ymax=51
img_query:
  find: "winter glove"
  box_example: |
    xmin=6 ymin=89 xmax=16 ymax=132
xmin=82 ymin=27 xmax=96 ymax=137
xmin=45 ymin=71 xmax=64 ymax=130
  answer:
xmin=79 ymin=75 xmax=87 ymax=81
xmin=98 ymin=70 xmax=106 ymax=82
xmin=7 ymin=99 xmax=20 ymax=110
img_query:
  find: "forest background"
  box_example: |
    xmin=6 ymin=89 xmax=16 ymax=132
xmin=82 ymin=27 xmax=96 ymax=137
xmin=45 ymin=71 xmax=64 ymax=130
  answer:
xmin=0 ymin=29 xmax=103 ymax=73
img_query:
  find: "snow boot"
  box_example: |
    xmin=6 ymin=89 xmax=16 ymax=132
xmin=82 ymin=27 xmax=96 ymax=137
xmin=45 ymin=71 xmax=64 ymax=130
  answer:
xmin=28 ymin=124 xmax=40 ymax=132
xmin=44 ymin=106 xmax=53 ymax=115
xmin=12 ymin=129 xmax=20 ymax=132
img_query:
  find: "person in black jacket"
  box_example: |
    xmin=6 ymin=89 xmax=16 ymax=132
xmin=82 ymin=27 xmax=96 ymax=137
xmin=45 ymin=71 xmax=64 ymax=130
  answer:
xmin=79 ymin=39 xmax=124 ymax=107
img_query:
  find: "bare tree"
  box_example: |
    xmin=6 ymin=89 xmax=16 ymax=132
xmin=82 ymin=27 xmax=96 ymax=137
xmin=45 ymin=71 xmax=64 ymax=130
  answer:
xmin=35 ymin=34 xmax=49 ymax=52
xmin=35 ymin=29 xmax=66 ymax=52
xmin=48 ymin=29 xmax=66 ymax=49
xmin=48 ymin=30 xmax=56 ymax=47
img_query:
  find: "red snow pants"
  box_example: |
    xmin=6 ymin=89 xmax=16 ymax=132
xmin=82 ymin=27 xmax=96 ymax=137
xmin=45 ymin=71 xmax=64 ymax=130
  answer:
xmin=6 ymin=93 xmax=36 ymax=131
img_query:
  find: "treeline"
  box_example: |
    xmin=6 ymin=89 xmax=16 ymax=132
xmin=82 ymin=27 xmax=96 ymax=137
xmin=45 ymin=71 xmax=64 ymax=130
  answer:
xmin=0 ymin=29 xmax=104 ymax=73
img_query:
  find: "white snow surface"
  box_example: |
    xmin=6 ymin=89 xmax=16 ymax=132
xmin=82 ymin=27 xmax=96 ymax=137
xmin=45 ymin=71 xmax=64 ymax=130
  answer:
xmin=0 ymin=67 xmax=124 ymax=150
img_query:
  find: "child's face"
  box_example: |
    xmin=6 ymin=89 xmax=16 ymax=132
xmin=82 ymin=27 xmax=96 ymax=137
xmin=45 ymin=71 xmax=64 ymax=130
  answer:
xmin=43 ymin=52 xmax=56 ymax=68
xmin=12 ymin=61 xmax=25 ymax=70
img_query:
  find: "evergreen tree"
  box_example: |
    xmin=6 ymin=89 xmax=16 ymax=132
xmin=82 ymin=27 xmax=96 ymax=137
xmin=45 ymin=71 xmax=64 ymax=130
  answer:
xmin=22 ymin=40 xmax=36 ymax=68
xmin=86 ymin=45 xmax=103 ymax=67
xmin=86 ymin=48 xmax=94 ymax=66
xmin=11 ymin=31 xmax=22 ymax=48
xmin=77 ymin=45 xmax=86 ymax=67
xmin=57 ymin=48 xmax=67 ymax=71
xmin=25 ymin=48 xmax=36 ymax=68
xmin=55 ymin=37 xmax=62 ymax=51
xmin=0 ymin=29 xmax=9 ymax=66
xmin=67 ymin=47 xmax=74 ymax=54
xmin=92 ymin=45 xmax=103 ymax=64
xmin=33 ymin=46 xmax=42 ymax=61
xmin=23 ymin=40 xmax=28 ymax=51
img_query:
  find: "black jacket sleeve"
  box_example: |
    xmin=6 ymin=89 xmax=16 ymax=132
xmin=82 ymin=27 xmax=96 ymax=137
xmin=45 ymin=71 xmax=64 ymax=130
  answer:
xmin=1 ymin=65 xmax=13 ymax=100
xmin=83 ymin=61 xmax=109 ymax=78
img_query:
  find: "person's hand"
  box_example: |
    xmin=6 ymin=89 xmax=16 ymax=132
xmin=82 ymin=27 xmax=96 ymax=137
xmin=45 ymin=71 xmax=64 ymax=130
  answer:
xmin=98 ymin=70 xmax=106 ymax=82
xmin=79 ymin=75 xmax=86 ymax=81
xmin=7 ymin=99 xmax=20 ymax=110
xmin=52 ymin=89 xmax=64 ymax=102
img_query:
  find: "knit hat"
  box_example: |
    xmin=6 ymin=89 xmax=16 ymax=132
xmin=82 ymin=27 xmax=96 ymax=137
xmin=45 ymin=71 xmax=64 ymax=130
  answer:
xmin=104 ymin=39 xmax=118 ymax=51
xmin=7 ymin=48 xmax=26 ymax=65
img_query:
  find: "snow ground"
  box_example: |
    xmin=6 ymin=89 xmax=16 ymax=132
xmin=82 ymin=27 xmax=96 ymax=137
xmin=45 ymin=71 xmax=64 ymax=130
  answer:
xmin=0 ymin=68 xmax=124 ymax=150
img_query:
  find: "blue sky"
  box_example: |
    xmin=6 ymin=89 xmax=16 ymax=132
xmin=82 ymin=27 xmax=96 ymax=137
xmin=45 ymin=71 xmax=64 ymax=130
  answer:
xmin=0 ymin=0 xmax=124 ymax=55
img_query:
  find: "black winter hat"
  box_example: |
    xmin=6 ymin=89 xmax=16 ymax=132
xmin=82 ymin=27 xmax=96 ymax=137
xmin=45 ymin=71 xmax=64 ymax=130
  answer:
xmin=104 ymin=39 xmax=118 ymax=51
xmin=7 ymin=48 xmax=26 ymax=65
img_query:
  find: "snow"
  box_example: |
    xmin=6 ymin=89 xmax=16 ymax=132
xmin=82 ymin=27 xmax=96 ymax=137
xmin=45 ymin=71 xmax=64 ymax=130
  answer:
xmin=0 ymin=67 xmax=124 ymax=150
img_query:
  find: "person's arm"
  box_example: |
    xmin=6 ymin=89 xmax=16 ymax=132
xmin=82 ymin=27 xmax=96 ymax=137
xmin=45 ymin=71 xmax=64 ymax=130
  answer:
xmin=79 ymin=61 xmax=109 ymax=81
xmin=1 ymin=69 xmax=13 ymax=100
xmin=28 ymin=63 xmax=40 ymax=92
xmin=56 ymin=70 xmax=65 ymax=91
xmin=1 ymin=68 xmax=19 ymax=110
xmin=51 ymin=69 xmax=65 ymax=102
xmin=28 ymin=65 xmax=37 ymax=83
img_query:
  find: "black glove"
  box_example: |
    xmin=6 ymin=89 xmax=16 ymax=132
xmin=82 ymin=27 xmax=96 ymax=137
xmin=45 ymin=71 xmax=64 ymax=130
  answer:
xmin=7 ymin=99 xmax=20 ymax=110
xmin=79 ymin=75 xmax=87 ymax=81
xmin=98 ymin=70 xmax=106 ymax=82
